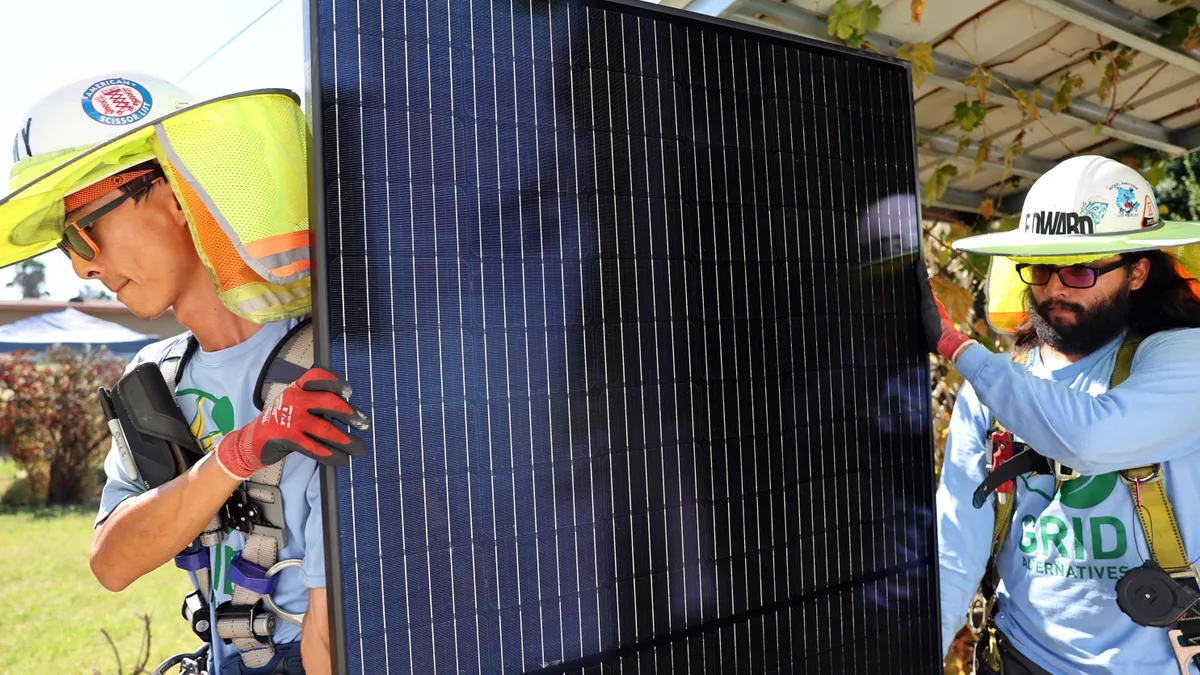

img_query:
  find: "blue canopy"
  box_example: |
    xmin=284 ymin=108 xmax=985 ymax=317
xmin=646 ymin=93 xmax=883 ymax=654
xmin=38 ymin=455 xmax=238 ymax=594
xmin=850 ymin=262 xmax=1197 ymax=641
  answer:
xmin=0 ymin=307 xmax=157 ymax=354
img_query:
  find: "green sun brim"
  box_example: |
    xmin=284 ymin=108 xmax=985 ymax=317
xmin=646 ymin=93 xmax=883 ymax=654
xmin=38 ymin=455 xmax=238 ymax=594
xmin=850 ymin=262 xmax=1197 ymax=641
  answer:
xmin=0 ymin=89 xmax=300 ymax=270
xmin=952 ymin=220 xmax=1200 ymax=257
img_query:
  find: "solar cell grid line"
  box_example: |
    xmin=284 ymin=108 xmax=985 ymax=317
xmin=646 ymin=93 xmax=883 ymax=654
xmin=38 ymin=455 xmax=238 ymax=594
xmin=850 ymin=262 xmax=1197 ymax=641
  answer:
xmin=310 ymin=0 xmax=939 ymax=672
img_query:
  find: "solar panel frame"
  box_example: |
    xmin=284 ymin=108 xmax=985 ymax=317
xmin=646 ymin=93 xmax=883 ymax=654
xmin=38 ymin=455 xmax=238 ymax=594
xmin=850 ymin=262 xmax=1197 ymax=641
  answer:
xmin=303 ymin=0 xmax=938 ymax=672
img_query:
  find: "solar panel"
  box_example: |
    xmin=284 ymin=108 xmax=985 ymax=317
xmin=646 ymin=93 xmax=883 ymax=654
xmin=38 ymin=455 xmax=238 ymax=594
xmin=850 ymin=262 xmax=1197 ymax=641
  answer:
xmin=306 ymin=0 xmax=938 ymax=672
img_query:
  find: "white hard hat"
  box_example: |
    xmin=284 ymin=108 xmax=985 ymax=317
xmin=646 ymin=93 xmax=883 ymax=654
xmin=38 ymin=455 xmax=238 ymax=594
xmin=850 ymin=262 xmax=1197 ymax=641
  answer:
xmin=954 ymin=155 xmax=1200 ymax=257
xmin=11 ymin=75 xmax=195 ymax=166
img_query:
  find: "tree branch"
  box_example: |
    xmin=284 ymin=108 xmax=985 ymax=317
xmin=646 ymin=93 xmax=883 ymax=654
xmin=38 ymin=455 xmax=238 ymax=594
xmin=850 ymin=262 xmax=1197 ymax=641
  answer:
xmin=1114 ymin=62 xmax=1170 ymax=119
xmin=101 ymin=628 xmax=123 ymax=675
xmin=985 ymin=23 xmax=1069 ymax=69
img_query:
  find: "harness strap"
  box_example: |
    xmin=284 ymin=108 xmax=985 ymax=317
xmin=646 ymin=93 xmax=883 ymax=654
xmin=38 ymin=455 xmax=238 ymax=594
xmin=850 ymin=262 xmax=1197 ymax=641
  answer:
xmin=990 ymin=491 xmax=1017 ymax=560
xmin=1123 ymin=465 xmax=1189 ymax=572
xmin=973 ymin=445 xmax=1048 ymax=509
xmin=157 ymin=329 xmax=296 ymax=667
xmin=221 ymin=461 xmax=287 ymax=668
xmin=161 ymin=335 xmax=223 ymax=550
xmin=211 ymin=321 xmax=312 ymax=667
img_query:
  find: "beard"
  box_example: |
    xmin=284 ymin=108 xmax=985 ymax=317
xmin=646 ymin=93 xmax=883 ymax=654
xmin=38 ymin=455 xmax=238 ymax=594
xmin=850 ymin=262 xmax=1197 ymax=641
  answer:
xmin=1027 ymin=279 xmax=1132 ymax=356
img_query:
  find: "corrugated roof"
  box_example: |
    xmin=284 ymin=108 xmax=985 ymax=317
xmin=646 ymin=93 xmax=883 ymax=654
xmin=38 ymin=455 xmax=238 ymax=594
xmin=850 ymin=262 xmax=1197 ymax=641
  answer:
xmin=683 ymin=0 xmax=1200 ymax=217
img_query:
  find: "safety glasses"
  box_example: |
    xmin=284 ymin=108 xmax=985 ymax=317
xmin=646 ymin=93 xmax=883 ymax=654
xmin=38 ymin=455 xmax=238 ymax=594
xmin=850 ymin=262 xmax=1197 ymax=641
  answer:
xmin=1014 ymin=259 xmax=1129 ymax=289
xmin=58 ymin=170 xmax=164 ymax=261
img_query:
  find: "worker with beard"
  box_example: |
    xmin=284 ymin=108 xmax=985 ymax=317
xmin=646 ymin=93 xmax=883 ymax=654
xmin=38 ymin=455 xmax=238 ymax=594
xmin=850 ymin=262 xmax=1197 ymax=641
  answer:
xmin=926 ymin=156 xmax=1200 ymax=674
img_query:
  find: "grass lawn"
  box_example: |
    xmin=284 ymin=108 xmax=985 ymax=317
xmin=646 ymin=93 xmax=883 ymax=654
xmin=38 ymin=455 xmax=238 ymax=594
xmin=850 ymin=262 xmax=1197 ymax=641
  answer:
xmin=0 ymin=478 xmax=199 ymax=673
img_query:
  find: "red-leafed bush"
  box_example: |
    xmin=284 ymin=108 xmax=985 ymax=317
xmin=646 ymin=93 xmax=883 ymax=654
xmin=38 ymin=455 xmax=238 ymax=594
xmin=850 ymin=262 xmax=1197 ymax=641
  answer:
xmin=0 ymin=346 xmax=126 ymax=505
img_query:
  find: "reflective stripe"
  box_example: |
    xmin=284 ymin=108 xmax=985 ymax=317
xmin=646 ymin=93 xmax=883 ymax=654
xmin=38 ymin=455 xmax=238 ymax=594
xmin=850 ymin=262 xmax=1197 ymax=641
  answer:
xmin=256 ymin=247 xmax=311 ymax=282
xmin=244 ymin=231 xmax=309 ymax=259
xmin=233 ymin=285 xmax=310 ymax=316
xmin=269 ymin=259 xmax=311 ymax=280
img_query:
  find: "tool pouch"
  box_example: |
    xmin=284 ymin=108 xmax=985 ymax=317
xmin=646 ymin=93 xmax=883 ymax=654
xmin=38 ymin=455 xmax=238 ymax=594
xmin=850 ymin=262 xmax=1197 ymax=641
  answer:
xmin=100 ymin=362 xmax=204 ymax=490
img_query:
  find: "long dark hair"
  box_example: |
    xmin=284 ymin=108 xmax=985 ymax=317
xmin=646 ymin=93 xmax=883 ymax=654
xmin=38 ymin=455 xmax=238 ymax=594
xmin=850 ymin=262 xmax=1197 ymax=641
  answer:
xmin=1013 ymin=249 xmax=1200 ymax=352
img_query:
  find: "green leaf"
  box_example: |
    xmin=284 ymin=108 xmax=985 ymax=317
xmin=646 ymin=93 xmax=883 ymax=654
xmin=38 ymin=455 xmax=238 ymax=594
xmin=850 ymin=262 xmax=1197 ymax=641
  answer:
xmin=944 ymin=222 xmax=973 ymax=246
xmin=1157 ymin=6 xmax=1197 ymax=48
xmin=1096 ymin=75 xmax=1113 ymax=104
xmin=965 ymin=253 xmax=991 ymax=278
xmin=935 ymin=246 xmax=953 ymax=268
xmin=827 ymin=0 xmax=880 ymax=49
xmin=1002 ymin=138 xmax=1024 ymax=175
xmin=1146 ymin=158 xmax=1168 ymax=186
xmin=971 ymin=142 xmax=992 ymax=178
xmin=896 ymin=42 xmax=935 ymax=87
xmin=953 ymin=100 xmax=988 ymax=131
xmin=922 ymin=163 xmax=959 ymax=207
xmin=1014 ymin=89 xmax=1044 ymax=120
xmin=955 ymin=135 xmax=971 ymax=157
xmin=1053 ymin=72 xmax=1083 ymax=114
xmin=1096 ymin=45 xmax=1137 ymax=103
xmin=860 ymin=0 xmax=882 ymax=34
xmin=963 ymin=67 xmax=993 ymax=105
xmin=828 ymin=0 xmax=863 ymax=43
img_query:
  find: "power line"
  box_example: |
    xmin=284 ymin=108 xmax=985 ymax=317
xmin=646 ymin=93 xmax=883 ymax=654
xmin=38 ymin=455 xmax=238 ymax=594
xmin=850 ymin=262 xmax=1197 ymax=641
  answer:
xmin=178 ymin=0 xmax=288 ymax=83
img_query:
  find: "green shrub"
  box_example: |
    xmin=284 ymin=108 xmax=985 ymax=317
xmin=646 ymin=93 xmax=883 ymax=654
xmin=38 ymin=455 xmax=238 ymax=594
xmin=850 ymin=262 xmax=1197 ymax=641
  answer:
xmin=0 ymin=346 xmax=126 ymax=505
xmin=1 ymin=475 xmax=36 ymax=507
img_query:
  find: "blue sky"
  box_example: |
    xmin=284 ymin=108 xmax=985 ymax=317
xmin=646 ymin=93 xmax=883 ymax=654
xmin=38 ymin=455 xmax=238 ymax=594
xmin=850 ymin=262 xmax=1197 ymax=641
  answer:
xmin=0 ymin=0 xmax=307 ymax=300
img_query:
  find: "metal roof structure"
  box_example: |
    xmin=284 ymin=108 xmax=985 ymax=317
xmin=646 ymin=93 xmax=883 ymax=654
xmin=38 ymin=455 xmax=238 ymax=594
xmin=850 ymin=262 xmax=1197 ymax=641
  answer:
xmin=681 ymin=0 xmax=1200 ymax=219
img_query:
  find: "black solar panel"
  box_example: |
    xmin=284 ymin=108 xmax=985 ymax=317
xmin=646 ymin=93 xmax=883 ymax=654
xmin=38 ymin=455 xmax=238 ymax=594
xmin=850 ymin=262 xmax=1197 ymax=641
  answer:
xmin=307 ymin=0 xmax=937 ymax=672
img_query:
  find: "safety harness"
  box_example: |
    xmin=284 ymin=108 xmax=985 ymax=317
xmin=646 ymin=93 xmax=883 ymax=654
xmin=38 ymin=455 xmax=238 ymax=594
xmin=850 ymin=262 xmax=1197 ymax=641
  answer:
xmin=150 ymin=319 xmax=314 ymax=670
xmin=969 ymin=333 xmax=1200 ymax=674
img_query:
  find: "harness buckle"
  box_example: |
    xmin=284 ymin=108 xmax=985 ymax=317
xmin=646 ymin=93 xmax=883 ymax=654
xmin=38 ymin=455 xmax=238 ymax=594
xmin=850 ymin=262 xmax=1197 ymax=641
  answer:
xmin=1054 ymin=461 xmax=1081 ymax=482
xmin=222 ymin=488 xmax=288 ymax=552
xmin=181 ymin=590 xmax=211 ymax=643
xmin=1120 ymin=464 xmax=1164 ymax=487
xmin=1171 ymin=565 xmax=1200 ymax=585
xmin=214 ymin=599 xmax=277 ymax=645
xmin=989 ymin=431 xmax=1016 ymax=500
xmin=1168 ymin=628 xmax=1200 ymax=675
xmin=967 ymin=590 xmax=992 ymax=637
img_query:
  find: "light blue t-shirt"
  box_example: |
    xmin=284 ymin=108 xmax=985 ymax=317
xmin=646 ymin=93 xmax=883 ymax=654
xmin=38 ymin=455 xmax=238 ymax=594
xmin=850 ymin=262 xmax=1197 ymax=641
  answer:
xmin=95 ymin=319 xmax=324 ymax=673
xmin=938 ymin=329 xmax=1200 ymax=674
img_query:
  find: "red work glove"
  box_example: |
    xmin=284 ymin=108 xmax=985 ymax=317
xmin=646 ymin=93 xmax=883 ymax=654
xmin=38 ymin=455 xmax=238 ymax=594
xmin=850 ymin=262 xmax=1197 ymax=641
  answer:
xmin=215 ymin=368 xmax=370 ymax=480
xmin=916 ymin=264 xmax=977 ymax=362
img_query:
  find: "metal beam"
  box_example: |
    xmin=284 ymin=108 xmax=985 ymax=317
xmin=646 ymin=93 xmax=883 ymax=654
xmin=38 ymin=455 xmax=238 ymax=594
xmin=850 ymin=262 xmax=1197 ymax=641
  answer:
xmin=1170 ymin=122 xmax=1200 ymax=152
xmin=1018 ymin=0 xmax=1200 ymax=77
xmin=920 ymin=129 xmax=1056 ymax=179
xmin=684 ymin=0 xmax=744 ymax=17
xmin=926 ymin=186 xmax=1028 ymax=217
xmin=935 ymin=187 xmax=1017 ymax=217
xmin=722 ymin=0 xmax=1187 ymax=154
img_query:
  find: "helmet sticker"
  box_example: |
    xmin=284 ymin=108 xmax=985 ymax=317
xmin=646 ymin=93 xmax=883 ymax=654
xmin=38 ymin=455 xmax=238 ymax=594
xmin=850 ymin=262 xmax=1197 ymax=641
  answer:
xmin=1109 ymin=182 xmax=1140 ymax=217
xmin=81 ymin=79 xmax=153 ymax=126
xmin=1143 ymin=194 xmax=1159 ymax=228
xmin=1080 ymin=199 xmax=1108 ymax=224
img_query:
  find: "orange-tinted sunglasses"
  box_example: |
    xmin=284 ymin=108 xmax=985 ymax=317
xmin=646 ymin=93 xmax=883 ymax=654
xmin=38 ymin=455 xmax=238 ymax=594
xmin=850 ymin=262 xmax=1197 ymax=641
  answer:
xmin=58 ymin=170 xmax=164 ymax=261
